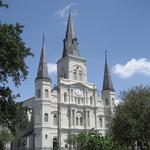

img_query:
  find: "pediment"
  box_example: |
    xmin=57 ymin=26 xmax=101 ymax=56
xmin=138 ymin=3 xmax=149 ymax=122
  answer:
xmin=60 ymin=78 xmax=96 ymax=89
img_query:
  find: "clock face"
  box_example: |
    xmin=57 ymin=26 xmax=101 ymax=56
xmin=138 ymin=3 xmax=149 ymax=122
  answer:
xmin=75 ymin=88 xmax=82 ymax=96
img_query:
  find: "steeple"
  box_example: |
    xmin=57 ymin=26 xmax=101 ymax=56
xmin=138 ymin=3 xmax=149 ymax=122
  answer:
xmin=103 ymin=51 xmax=115 ymax=91
xmin=62 ymin=11 xmax=80 ymax=58
xmin=36 ymin=34 xmax=50 ymax=81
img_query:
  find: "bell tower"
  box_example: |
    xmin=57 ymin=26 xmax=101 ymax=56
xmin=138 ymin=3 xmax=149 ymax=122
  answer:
xmin=102 ymin=51 xmax=115 ymax=127
xmin=34 ymin=34 xmax=52 ymax=149
xmin=57 ymin=11 xmax=87 ymax=82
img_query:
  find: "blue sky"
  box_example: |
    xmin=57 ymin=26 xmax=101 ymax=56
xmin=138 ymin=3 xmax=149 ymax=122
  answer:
xmin=1 ymin=0 xmax=150 ymax=101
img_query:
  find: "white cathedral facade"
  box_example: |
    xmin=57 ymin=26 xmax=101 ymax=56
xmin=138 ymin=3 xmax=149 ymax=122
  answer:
xmin=12 ymin=12 xmax=115 ymax=150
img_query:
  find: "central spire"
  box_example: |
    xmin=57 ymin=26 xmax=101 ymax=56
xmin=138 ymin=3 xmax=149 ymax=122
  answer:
xmin=62 ymin=10 xmax=80 ymax=58
xmin=65 ymin=11 xmax=75 ymax=40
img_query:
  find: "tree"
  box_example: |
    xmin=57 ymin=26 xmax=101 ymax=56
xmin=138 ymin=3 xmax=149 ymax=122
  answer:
xmin=67 ymin=129 xmax=125 ymax=150
xmin=0 ymin=1 xmax=33 ymax=149
xmin=0 ymin=0 xmax=8 ymax=8
xmin=0 ymin=130 xmax=14 ymax=149
xmin=0 ymin=87 xmax=28 ymax=134
xmin=110 ymin=86 xmax=150 ymax=150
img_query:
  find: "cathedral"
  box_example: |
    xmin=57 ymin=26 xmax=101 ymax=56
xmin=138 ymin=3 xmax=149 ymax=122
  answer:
xmin=12 ymin=11 xmax=115 ymax=150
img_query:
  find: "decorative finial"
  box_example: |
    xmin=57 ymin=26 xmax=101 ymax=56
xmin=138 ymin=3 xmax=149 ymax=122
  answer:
xmin=68 ymin=0 xmax=72 ymax=14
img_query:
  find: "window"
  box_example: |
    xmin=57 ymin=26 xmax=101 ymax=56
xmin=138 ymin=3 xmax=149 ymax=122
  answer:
xmin=76 ymin=117 xmax=79 ymax=125
xmin=78 ymin=98 xmax=80 ymax=104
xmin=73 ymin=70 xmax=77 ymax=80
xmin=72 ymin=110 xmax=75 ymax=125
xmin=64 ymin=73 xmax=66 ymax=78
xmin=64 ymin=93 xmax=67 ymax=102
xmin=99 ymin=118 xmax=103 ymax=128
xmin=45 ymin=89 xmax=49 ymax=98
xmin=79 ymin=70 xmax=82 ymax=81
xmin=76 ymin=111 xmax=83 ymax=126
xmin=45 ymin=134 xmax=48 ymax=139
xmin=112 ymin=98 xmax=115 ymax=105
xmin=65 ymin=144 xmax=68 ymax=148
xmin=90 ymin=96 xmax=93 ymax=105
xmin=53 ymin=114 xmax=57 ymax=126
xmin=80 ymin=117 xmax=83 ymax=125
xmin=37 ymin=89 xmax=41 ymax=98
xmin=44 ymin=113 xmax=48 ymax=122
xmin=53 ymin=137 xmax=58 ymax=150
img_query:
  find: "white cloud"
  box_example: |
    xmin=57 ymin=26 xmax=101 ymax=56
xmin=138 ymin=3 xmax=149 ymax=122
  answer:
xmin=55 ymin=3 xmax=78 ymax=24
xmin=47 ymin=63 xmax=57 ymax=74
xmin=112 ymin=58 xmax=150 ymax=78
xmin=56 ymin=5 xmax=70 ymax=18
xmin=114 ymin=98 xmax=121 ymax=106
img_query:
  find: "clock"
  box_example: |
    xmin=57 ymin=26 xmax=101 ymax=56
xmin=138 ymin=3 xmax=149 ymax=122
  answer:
xmin=75 ymin=88 xmax=82 ymax=96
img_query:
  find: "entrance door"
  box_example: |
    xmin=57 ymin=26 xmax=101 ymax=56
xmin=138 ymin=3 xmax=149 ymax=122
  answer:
xmin=53 ymin=137 xmax=58 ymax=150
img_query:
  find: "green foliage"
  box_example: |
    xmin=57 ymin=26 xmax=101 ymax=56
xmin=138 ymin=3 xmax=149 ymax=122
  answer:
xmin=0 ymin=1 xmax=33 ymax=147
xmin=110 ymin=86 xmax=150 ymax=149
xmin=0 ymin=23 xmax=33 ymax=86
xmin=0 ymin=87 xmax=28 ymax=134
xmin=67 ymin=129 xmax=125 ymax=150
xmin=0 ymin=130 xmax=14 ymax=144
xmin=0 ymin=0 xmax=8 ymax=8
xmin=0 ymin=20 xmax=32 ymax=137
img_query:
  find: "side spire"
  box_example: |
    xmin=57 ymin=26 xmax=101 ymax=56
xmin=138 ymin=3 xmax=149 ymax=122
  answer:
xmin=36 ymin=34 xmax=51 ymax=81
xmin=62 ymin=10 xmax=80 ymax=58
xmin=103 ymin=51 xmax=115 ymax=91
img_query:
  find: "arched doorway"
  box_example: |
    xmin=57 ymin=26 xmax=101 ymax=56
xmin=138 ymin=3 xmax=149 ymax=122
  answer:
xmin=53 ymin=137 xmax=58 ymax=150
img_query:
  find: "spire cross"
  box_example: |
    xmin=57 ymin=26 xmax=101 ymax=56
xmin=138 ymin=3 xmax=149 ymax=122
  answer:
xmin=68 ymin=0 xmax=73 ymax=14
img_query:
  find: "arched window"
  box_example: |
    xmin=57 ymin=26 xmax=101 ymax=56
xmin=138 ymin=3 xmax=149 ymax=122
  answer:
xmin=45 ymin=89 xmax=49 ymax=98
xmin=78 ymin=98 xmax=80 ymax=104
xmin=44 ymin=113 xmax=48 ymax=122
xmin=72 ymin=110 xmax=75 ymax=125
xmin=64 ymin=92 xmax=67 ymax=102
xmin=99 ymin=118 xmax=103 ymax=128
xmin=65 ymin=144 xmax=68 ymax=148
xmin=76 ymin=111 xmax=83 ymax=126
xmin=79 ymin=70 xmax=82 ymax=81
xmin=80 ymin=117 xmax=83 ymax=125
xmin=76 ymin=117 xmax=79 ymax=126
xmin=73 ymin=69 xmax=77 ymax=80
xmin=53 ymin=137 xmax=58 ymax=150
xmin=37 ymin=89 xmax=41 ymax=98
xmin=87 ymin=111 xmax=90 ymax=126
xmin=53 ymin=114 xmax=57 ymax=126
xmin=45 ymin=134 xmax=48 ymax=139
xmin=90 ymin=96 xmax=93 ymax=105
